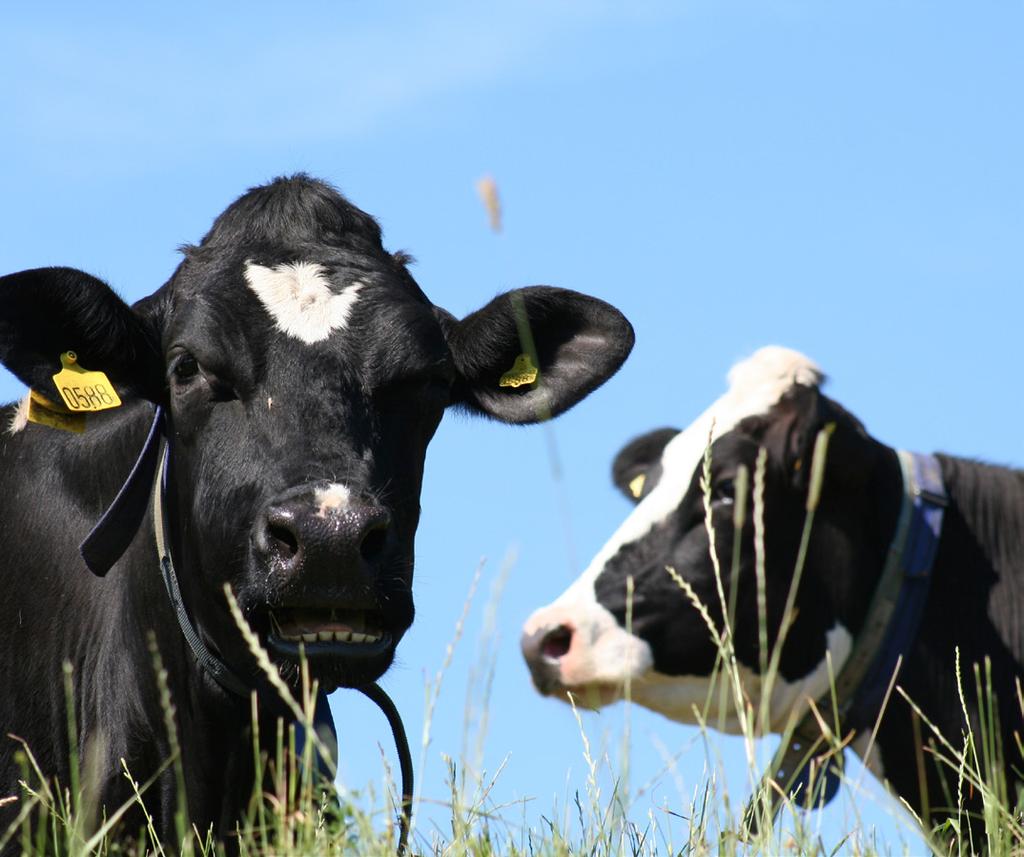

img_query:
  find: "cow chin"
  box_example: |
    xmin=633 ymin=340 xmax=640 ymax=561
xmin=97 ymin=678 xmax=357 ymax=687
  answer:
xmin=534 ymin=679 xmax=624 ymax=711
xmin=266 ymin=636 xmax=400 ymax=692
xmin=234 ymin=540 xmax=417 ymax=691
xmin=230 ymin=583 xmax=415 ymax=692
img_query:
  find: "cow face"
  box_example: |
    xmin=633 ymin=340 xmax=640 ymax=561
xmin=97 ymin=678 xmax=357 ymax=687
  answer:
xmin=0 ymin=175 xmax=634 ymax=692
xmin=522 ymin=347 xmax=896 ymax=731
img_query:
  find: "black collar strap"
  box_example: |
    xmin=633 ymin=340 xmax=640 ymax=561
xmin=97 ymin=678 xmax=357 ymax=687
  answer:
xmin=80 ymin=405 xmax=252 ymax=695
xmin=80 ymin=406 xmax=165 ymax=576
xmin=747 ymin=450 xmax=947 ymax=827
xmin=151 ymin=434 xmax=254 ymax=698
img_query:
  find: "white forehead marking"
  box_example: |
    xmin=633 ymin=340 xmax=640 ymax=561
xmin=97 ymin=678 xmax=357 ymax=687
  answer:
xmin=6 ymin=393 xmax=30 ymax=435
xmin=315 ymin=483 xmax=352 ymax=518
xmin=244 ymin=261 xmax=362 ymax=344
xmin=552 ymin=346 xmax=823 ymax=609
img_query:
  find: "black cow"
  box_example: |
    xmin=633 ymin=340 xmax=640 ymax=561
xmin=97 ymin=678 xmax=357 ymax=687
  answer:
xmin=522 ymin=346 xmax=1024 ymax=840
xmin=0 ymin=174 xmax=634 ymax=849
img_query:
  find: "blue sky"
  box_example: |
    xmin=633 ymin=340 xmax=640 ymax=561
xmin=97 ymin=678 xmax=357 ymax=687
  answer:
xmin=2 ymin=1 xmax=1021 ymax=850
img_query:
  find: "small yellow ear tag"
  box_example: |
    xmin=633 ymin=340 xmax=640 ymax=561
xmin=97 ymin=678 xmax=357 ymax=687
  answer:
xmin=51 ymin=351 xmax=122 ymax=413
xmin=27 ymin=391 xmax=87 ymax=433
xmin=628 ymin=473 xmax=646 ymax=499
xmin=499 ymin=353 xmax=539 ymax=389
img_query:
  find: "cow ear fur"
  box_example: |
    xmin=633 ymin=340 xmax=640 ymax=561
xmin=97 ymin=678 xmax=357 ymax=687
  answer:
xmin=439 ymin=286 xmax=634 ymax=425
xmin=0 ymin=267 xmax=165 ymax=404
xmin=611 ymin=427 xmax=680 ymax=503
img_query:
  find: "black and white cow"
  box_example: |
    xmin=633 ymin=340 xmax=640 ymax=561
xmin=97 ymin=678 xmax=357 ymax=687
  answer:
xmin=522 ymin=346 xmax=1024 ymax=835
xmin=0 ymin=174 xmax=634 ymax=848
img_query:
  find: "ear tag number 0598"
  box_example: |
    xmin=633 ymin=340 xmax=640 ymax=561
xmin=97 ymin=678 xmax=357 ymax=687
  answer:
xmin=52 ymin=352 xmax=122 ymax=412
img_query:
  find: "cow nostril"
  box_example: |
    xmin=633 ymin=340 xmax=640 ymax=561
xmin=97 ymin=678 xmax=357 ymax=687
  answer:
xmin=267 ymin=522 xmax=300 ymax=559
xmin=541 ymin=625 xmax=573 ymax=660
xmin=359 ymin=524 xmax=388 ymax=562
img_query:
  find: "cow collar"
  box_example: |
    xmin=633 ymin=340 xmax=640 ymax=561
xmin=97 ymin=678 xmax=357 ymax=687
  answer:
xmin=749 ymin=449 xmax=947 ymax=827
xmin=79 ymin=406 xmax=251 ymax=695
xmin=151 ymin=426 xmax=256 ymax=697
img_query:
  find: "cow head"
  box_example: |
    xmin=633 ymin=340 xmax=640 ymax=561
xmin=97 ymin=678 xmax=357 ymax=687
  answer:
xmin=0 ymin=174 xmax=634 ymax=692
xmin=522 ymin=347 xmax=899 ymax=731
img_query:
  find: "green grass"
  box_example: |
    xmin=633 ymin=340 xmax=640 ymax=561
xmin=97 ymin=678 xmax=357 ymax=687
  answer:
xmin=4 ymin=429 xmax=1024 ymax=855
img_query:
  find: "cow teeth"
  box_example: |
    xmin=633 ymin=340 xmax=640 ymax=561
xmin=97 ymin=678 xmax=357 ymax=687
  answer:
xmin=273 ymin=627 xmax=384 ymax=644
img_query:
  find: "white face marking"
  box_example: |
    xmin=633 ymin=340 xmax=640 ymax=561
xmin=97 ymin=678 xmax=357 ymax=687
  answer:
xmin=244 ymin=261 xmax=362 ymax=344
xmin=315 ymin=483 xmax=352 ymax=518
xmin=523 ymin=346 xmax=834 ymax=733
xmin=6 ymin=393 xmax=30 ymax=435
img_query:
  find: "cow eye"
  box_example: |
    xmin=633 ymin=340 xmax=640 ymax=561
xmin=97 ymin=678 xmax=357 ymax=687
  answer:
xmin=171 ymin=354 xmax=200 ymax=384
xmin=713 ymin=478 xmax=735 ymax=506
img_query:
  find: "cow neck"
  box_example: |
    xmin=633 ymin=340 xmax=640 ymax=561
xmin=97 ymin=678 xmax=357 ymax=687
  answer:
xmin=80 ymin=405 xmax=414 ymax=852
xmin=152 ymin=432 xmax=254 ymax=698
xmin=153 ymin=424 xmax=415 ymax=853
xmin=746 ymin=449 xmax=948 ymax=830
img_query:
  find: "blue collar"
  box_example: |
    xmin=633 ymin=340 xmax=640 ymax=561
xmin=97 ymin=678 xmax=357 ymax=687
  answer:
xmin=752 ymin=450 xmax=947 ymax=823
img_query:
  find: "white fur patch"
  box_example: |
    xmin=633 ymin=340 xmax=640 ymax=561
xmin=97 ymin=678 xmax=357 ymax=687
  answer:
xmin=244 ymin=261 xmax=362 ymax=344
xmin=6 ymin=394 xmax=30 ymax=435
xmin=315 ymin=483 xmax=352 ymax=518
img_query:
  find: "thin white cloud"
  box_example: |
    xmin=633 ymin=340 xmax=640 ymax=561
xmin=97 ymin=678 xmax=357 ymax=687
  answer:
xmin=1 ymin=1 xmax=687 ymax=166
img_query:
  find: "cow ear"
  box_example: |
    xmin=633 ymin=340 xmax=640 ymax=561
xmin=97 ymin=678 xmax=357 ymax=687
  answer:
xmin=611 ymin=427 xmax=680 ymax=503
xmin=441 ymin=286 xmax=634 ymax=424
xmin=0 ymin=267 xmax=165 ymax=404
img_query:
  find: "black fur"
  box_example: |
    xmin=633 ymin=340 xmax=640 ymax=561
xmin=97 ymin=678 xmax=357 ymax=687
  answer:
xmin=0 ymin=175 xmax=634 ymax=850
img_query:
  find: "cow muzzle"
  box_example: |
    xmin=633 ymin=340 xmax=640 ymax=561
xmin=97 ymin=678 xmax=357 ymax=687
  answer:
xmin=251 ymin=482 xmax=408 ymax=662
xmin=521 ymin=599 xmax=655 ymax=706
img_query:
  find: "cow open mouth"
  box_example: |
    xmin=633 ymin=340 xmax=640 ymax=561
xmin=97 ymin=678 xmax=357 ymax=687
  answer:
xmin=266 ymin=608 xmax=393 ymax=659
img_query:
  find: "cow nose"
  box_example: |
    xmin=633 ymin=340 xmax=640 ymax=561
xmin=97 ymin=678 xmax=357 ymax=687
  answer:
xmin=520 ymin=622 xmax=574 ymax=694
xmin=254 ymin=488 xmax=392 ymax=577
xmin=522 ymin=623 xmax=574 ymax=662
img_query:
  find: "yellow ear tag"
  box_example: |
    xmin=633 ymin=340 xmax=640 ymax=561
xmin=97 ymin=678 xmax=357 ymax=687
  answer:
xmin=26 ymin=390 xmax=87 ymax=433
xmin=628 ymin=473 xmax=646 ymax=499
xmin=499 ymin=353 xmax=539 ymax=389
xmin=51 ymin=351 xmax=122 ymax=413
